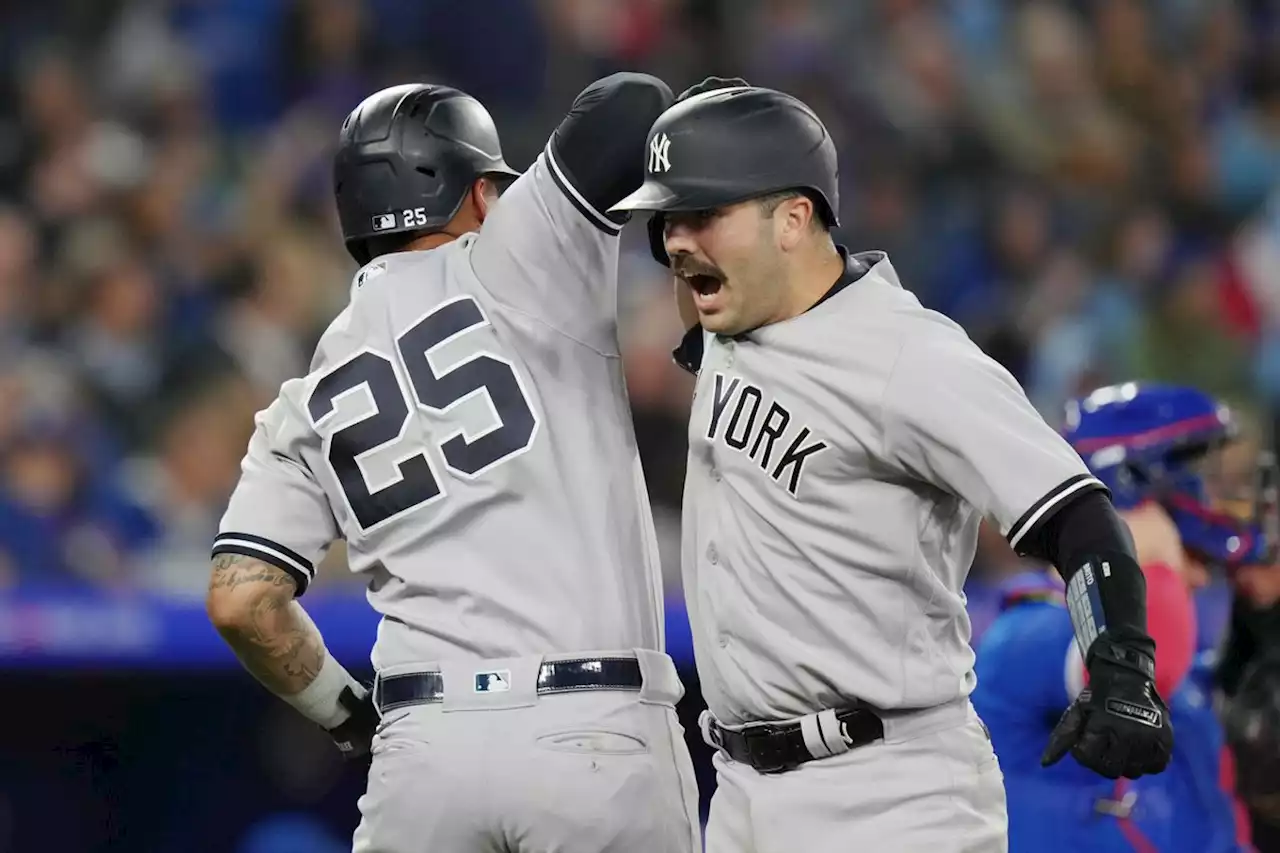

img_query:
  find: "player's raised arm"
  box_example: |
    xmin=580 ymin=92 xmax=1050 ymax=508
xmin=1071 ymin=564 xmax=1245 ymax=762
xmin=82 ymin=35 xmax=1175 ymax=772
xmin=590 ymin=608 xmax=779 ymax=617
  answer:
xmin=882 ymin=336 xmax=1174 ymax=781
xmin=205 ymin=389 xmax=376 ymax=758
xmin=471 ymin=72 xmax=672 ymax=351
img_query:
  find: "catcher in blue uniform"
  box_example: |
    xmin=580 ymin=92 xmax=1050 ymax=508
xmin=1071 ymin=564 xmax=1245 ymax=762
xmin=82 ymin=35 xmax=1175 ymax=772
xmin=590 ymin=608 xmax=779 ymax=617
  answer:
xmin=974 ymin=383 xmax=1262 ymax=852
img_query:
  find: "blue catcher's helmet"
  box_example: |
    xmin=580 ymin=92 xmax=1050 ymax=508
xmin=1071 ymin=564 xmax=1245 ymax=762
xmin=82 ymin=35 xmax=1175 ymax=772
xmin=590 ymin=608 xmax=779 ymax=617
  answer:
xmin=1063 ymin=382 xmax=1278 ymax=568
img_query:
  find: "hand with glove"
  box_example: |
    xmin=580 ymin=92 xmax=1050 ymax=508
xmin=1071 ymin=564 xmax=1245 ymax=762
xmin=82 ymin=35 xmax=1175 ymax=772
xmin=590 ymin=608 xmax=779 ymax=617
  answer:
xmin=326 ymin=684 xmax=379 ymax=760
xmin=676 ymin=76 xmax=750 ymax=103
xmin=1042 ymin=631 xmax=1174 ymax=779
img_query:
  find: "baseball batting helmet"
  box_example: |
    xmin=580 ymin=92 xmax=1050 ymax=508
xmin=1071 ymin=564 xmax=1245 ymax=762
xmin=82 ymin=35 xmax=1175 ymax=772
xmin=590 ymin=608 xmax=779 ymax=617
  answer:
xmin=609 ymin=85 xmax=840 ymax=266
xmin=1063 ymin=382 xmax=1280 ymax=568
xmin=334 ymin=84 xmax=520 ymax=264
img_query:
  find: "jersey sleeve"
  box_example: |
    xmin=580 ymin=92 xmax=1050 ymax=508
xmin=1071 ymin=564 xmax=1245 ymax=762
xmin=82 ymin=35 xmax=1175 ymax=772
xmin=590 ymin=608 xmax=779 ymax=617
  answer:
xmin=469 ymin=73 xmax=672 ymax=354
xmin=212 ymin=384 xmax=339 ymax=597
xmin=882 ymin=335 xmax=1107 ymax=552
xmin=469 ymin=151 xmax=621 ymax=351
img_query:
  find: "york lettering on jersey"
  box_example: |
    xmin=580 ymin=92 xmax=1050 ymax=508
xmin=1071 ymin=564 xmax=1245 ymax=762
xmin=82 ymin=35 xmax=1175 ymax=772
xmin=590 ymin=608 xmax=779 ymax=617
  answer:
xmin=706 ymin=372 xmax=828 ymax=497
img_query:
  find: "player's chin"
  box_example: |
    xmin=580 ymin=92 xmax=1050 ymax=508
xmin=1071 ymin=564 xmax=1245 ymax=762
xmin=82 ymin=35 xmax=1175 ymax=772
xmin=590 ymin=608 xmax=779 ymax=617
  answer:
xmin=693 ymin=292 xmax=740 ymax=334
xmin=697 ymin=307 xmax=737 ymax=335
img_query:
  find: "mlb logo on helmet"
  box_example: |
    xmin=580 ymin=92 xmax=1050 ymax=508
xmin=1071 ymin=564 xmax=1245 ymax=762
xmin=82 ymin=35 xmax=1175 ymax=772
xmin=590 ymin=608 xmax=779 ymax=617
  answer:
xmin=371 ymin=213 xmax=397 ymax=232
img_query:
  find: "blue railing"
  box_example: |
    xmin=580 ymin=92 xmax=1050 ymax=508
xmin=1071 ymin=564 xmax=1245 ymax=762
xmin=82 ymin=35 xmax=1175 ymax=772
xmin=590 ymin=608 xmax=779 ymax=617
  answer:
xmin=0 ymin=577 xmax=1232 ymax=670
xmin=0 ymin=588 xmax=697 ymax=669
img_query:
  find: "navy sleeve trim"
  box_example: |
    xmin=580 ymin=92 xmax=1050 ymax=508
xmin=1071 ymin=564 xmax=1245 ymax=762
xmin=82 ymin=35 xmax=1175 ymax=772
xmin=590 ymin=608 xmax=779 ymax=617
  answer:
xmin=212 ymin=532 xmax=314 ymax=596
xmin=672 ymin=324 xmax=705 ymax=376
xmin=545 ymin=146 xmax=624 ymax=236
xmin=1007 ymin=473 xmax=1109 ymax=550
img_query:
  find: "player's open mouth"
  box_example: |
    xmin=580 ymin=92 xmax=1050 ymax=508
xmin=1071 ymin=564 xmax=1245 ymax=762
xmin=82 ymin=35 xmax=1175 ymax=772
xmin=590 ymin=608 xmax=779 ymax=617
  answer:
xmin=684 ymin=274 xmax=722 ymax=297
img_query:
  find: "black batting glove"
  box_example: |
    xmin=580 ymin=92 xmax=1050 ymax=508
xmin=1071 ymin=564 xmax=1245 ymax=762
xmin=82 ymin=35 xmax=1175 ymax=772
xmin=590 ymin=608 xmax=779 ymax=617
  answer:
xmin=677 ymin=76 xmax=750 ymax=103
xmin=326 ymin=684 xmax=379 ymax=760
xmin=1041 ymin=639 xmax=1173 ymax=779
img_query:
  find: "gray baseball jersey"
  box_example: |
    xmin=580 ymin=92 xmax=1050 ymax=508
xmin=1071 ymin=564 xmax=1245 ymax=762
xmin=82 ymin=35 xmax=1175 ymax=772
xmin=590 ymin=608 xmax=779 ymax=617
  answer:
xmin=679 ymin=250 xmax=1105 ymax=725
xmin=214 ymin=146 xmax=667 ymax=670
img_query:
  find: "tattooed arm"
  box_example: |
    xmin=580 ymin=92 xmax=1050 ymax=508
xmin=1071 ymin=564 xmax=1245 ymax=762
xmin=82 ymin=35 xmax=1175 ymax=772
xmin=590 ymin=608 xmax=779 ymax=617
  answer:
xmin=206 ymin=553 xmax=325 ymax=697
xmin=210 ymin=387 xmax=377 ymax=756
xmin=206 ymin=553 xmax=376 ymax=755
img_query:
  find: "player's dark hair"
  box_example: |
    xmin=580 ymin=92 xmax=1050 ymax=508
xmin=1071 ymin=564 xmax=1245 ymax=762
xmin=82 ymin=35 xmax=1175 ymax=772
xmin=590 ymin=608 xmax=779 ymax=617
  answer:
xmin=756 ymin=189 xmax=829 ymax=232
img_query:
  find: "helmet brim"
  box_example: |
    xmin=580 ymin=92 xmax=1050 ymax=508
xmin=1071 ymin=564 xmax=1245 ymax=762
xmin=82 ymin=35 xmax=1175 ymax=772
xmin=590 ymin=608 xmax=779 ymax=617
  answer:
xmin=612 ymin=178 xmax=838 ymax=225
xmin=609 ymin=181 xmax=681 ymax=214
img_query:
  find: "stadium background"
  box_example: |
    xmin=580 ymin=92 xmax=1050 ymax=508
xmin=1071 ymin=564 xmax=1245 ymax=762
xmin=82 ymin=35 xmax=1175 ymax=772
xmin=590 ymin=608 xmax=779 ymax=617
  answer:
xmin=0 ymin=0 xmax=1278 ymax=850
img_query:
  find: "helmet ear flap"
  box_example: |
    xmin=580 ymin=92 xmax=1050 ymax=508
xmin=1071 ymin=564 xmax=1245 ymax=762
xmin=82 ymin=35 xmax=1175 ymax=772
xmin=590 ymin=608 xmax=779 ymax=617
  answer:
xmin=647 ymin=212 xmax=669 ymax=267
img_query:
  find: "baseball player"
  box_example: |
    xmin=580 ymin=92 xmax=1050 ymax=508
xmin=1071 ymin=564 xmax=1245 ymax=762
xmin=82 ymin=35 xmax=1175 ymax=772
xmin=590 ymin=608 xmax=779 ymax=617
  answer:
xmin=975 ymin=381 xmax=1260 ymax=852
xmin=204 ymin=78 xmax=702 ymax=852
xmin=611 ymin=77 xmax=1173 ymax=851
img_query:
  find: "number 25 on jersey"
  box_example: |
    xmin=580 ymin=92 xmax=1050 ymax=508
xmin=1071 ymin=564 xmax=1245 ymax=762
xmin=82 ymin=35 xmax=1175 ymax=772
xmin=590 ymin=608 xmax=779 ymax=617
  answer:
xmin=307 ymin=295 xmax=538 ymax=532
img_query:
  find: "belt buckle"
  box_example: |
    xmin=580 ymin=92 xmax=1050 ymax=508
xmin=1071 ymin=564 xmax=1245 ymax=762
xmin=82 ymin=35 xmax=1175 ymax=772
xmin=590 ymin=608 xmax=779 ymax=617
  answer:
xmin=743 ymin=723 xmax=799 ymax=774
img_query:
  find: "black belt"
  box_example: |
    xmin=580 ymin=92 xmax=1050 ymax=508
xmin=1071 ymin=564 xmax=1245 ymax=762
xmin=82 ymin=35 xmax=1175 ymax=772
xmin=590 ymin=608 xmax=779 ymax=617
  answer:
xmin=374 ymin=657 xmax=643 ymax=713
xmin=707 ymin=707 xmax=884 ymax=774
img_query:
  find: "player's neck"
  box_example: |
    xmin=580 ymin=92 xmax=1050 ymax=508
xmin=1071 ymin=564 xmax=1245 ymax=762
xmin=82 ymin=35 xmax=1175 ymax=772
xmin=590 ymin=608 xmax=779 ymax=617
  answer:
xmin=777 ymin=245 xmax=846 ymax=322
xmin=405 ymin=231 xmax=462 ymax=252
xmin=402 ymin=213 xmax=482 ymax=253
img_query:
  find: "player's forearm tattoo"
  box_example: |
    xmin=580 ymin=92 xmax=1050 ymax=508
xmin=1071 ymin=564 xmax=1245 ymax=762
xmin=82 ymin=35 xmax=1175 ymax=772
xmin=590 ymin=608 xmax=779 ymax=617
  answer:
xmin=210 ymin=553 xmax=298 ymax=589
xmin=208 ymin=554 xmax=325 ymax=696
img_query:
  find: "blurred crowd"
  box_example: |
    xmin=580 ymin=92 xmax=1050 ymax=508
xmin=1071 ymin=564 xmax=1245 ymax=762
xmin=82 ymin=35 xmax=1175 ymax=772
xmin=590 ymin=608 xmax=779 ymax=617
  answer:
xmin=1 ymin=0 xmax=1280 ymax=598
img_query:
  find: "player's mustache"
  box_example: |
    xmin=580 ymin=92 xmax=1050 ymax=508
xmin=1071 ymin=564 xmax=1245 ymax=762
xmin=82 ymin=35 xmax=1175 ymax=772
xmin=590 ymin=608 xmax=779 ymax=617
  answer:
xmin=671 ymin=257 xmax=725 ymax=281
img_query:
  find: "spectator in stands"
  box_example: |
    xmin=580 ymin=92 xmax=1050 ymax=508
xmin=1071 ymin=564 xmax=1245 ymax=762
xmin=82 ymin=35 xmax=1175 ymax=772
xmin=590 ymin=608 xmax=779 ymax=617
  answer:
xmin=0 ymin=409 xmax=154 ymax=590
xmin=131 ymin=368 xmax=256 ymax=598
xmin=1134 ymin=250 xmax=1254 ymax=403
xmin=64 ymin=249 xmax=166 ymax=449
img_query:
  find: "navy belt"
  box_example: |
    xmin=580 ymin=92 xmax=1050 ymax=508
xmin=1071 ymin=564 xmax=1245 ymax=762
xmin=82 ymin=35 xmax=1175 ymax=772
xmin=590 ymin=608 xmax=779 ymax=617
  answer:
xmin=708 ymin=707 xmax=884 ymax=774
xmin=374 ymin=657 xmax=643 ymax=713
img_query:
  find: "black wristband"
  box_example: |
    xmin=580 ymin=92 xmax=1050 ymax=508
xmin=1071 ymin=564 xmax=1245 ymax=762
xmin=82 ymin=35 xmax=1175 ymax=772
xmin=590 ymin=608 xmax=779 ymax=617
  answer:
xmin=1060 ymin=550 xmax=1150 ymax=666
xmin=1088 ymin=637 xmax=1156 ymax=680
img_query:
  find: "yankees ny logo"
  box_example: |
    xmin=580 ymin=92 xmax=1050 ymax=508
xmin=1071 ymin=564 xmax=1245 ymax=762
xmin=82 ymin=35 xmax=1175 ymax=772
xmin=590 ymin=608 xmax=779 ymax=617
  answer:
xmin=648 ymin=133 xmax=672 ymax=173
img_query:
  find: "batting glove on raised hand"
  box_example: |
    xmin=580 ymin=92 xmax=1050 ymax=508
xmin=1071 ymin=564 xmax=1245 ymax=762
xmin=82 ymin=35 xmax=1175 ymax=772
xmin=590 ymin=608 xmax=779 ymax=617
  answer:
xmin=326 ymin=684 xmax=379 ymax=761
xmin=1041 ymin=640 xmax=1173 ymax=779
xmin=677 ymin=76 xmax=750 ymax=103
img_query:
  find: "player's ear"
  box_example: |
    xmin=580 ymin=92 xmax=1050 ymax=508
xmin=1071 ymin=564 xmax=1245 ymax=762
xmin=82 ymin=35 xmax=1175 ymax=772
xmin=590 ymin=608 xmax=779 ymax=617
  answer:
xmin=777 ymin=195 xmax=815 ymax=251
xmin=473 ymin=177 xmax=498 ymax=223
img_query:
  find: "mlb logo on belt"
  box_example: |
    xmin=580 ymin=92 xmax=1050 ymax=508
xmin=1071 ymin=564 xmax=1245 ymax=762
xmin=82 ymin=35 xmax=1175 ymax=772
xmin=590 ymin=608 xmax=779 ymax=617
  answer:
xmin=371 ymin=213 xmax=397 ymax=232
xmin=475 ymin=670 xmax=512 ymax=693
